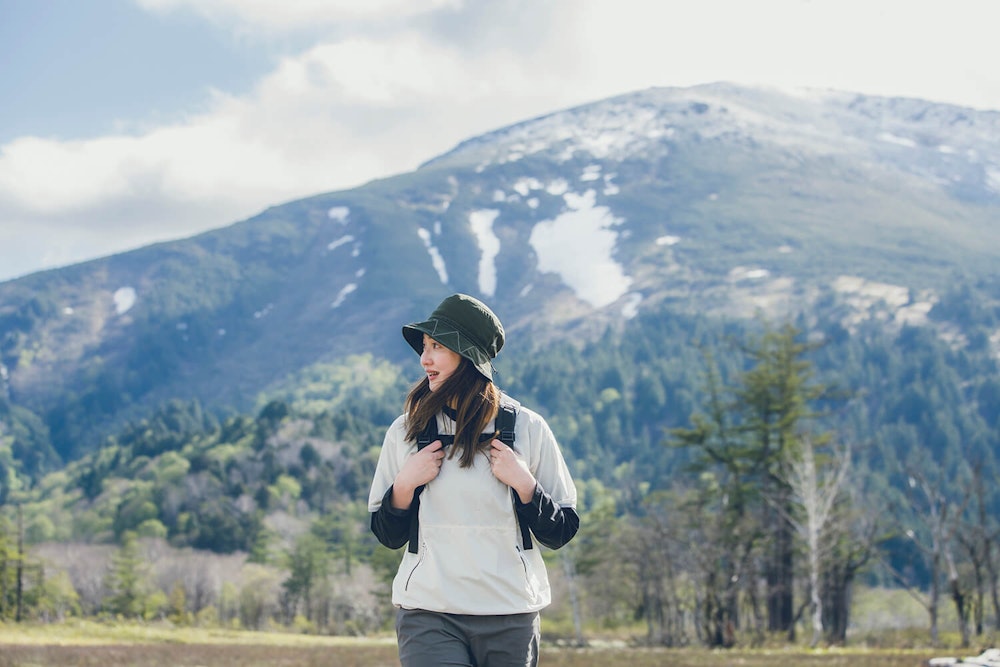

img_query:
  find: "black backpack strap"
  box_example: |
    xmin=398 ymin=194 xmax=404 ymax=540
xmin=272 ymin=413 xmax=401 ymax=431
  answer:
xmin=496 ymin=396 xmax=534 ymax=551
xmin=416 ymin=415 xmax=439 ymax=451
xmin=408 ymin=416 xmax=443 ymax=553
xmin=496 ymin=402 xmax=517 ymax=448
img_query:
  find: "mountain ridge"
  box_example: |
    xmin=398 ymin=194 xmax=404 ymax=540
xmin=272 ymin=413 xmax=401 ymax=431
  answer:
xmin=1 ymin=81 xmax=999 ymax=463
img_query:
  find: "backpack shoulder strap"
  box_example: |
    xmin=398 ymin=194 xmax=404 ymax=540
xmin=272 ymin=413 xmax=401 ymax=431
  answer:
xmin=416 ymin=414 xmax=439 ymax=450
xmin=408 ymin=414 xmax=441 ymax=553
xmin=496 ymin=395 xmax=534 ymax=551
xmin=496 ymin=394 xmax=520 ymax=449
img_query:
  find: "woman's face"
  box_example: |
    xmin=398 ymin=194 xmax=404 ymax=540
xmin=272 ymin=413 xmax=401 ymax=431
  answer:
xmin=421 ymin=334 xmax=462 ymax=392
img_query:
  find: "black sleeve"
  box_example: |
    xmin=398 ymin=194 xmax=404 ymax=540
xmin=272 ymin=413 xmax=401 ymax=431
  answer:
xmin=514 ymin=482 xmax=580 ymax=550
xmin=370 ymin=484 xmax=412 ymax=550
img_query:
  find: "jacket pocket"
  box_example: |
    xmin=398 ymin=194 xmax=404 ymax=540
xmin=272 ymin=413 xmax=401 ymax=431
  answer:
xmin=515 ymin=545 xmax=537 ymax=597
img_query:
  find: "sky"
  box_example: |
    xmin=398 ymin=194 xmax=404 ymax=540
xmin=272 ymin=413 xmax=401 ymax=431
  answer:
xmin=1 ymin=0 xmax=999 ymax=283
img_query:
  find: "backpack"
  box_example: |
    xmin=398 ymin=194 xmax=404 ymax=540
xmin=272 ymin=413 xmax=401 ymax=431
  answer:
xmin=406 ymin=396 xmax=533 ymax=553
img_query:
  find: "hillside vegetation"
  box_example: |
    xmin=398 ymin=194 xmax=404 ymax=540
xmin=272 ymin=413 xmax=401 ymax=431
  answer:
xmin=3 ymin=284 xmax=1000 ymax=646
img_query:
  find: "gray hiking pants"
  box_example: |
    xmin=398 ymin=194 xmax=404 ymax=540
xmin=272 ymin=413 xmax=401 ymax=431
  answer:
xmin=396 ymin=608 xmax=540 ymax=667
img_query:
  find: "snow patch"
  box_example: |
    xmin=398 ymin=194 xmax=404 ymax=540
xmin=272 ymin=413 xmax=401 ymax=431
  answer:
xmin=513 ymin=177 xmax=543 ymax=197
xmin=729 ymin=267 xmax=770 ymax=281
xmin=834 ymin=276 xmax=909 ymax=308
xmin=114 ymin=287 xmax=136 ymax=315
xmin=327 ymin=235 xmax=354 ymax=251
xmin=986 ymin=168 xmax=1000 ymax=193
xmin=990 ymin=330 xmax=1000 ymax=362
xmin=896 ymin=301 xmax=934 ymax=327
xmin=417 ymin=228 xmax=449 ymax=285
xmin=328 ymin=206 xmax=350 ymax=222
xmin=443 ymin=101 xmax=671 ymax=166
xmin=878 ymin=132 xmax=917 ymax=148
xmin=546 ymin=179 xmax=569 ymax=196
xmin=529 ymin=190 xmax=631 ymax=308
xmin=332 ymin=283 xmax=357 ymax=309
xmin=621 ymin=293 xmax=642 ymax=319
xmin=603 ymin=174 xmax=620 ymax=196
xmin=833 ymin=276 xmax=936 ymax=329
xmin=469 ymin=209 xmax=501 ymax=297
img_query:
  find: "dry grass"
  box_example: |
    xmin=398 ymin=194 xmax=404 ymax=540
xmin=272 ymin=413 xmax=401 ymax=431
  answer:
xmin=0 ymin=621 xmax=956 ymax=667
xmin=0 ymin=644 xmax=945 ymax=667
xmin=0 ymin=644 xmax=401 ymax=667
xmin=543 ymin=646 xmax=941 ymax=667
xmin=0 ymin=619 xmax=389 ymax=647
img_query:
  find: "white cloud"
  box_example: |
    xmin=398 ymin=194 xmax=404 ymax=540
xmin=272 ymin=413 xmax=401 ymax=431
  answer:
xmin=135 ymin=0 xmax=462 ymax=28
xmin=1 ymin=0 xmax=999 ymax=282
xmin=0 ymin=31 xmax=541 ymax=280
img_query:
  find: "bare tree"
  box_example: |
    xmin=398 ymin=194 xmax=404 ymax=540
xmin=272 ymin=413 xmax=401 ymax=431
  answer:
xmin=965 ymin=462 xmax=1000 ymax=635
xmin=891 ymin=470 xmax=971 ymax=647
xmin=780 ymin=435 xmax=851 ymax=647
xmin=239 ymin=564 xmax=283 ymax=630
xmin=560 ymin=550 xmax=586 ymax=646
xmin=819 ymin=478 xmax=880 ymax=645
xmin=944 ymin=462 xmax=1000 ymax=646
xmin=33 ymin=543 xmax=115 ymax=615
xmin=626 ymin=496 xmax=693 ymax=647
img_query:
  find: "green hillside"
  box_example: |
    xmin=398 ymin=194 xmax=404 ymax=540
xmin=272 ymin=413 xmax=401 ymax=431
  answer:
xmin=4 ymin=290 xmax=999 ymax=642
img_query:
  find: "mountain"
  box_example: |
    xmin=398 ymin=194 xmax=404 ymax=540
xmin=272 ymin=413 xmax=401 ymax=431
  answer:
xmin=2 ymin=82 xmax=1000 ymax=464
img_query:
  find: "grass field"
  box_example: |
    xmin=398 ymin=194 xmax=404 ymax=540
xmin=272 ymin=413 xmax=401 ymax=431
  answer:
xmin=0 ymin=622 xmax=952 ymax=667
xmin=0 ymin=643 xmax=946 ymax=667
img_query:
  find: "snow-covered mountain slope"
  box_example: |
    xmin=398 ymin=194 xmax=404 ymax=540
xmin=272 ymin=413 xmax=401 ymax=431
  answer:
xmin=432 ymin=83 xmax=1000 ymax=190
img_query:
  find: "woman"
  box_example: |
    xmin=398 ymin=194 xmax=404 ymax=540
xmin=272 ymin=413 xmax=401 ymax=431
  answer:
xmin=369 ymin=293 xmax=579 ymax=667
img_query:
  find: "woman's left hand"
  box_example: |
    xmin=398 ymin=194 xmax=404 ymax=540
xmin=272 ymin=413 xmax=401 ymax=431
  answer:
xmin=489 ymin=440 xmax=536 ymax=503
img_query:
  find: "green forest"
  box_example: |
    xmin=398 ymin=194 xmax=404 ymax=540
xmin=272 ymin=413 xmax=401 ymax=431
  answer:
xmin=2 ymin=275 xmax=1000 ymax=648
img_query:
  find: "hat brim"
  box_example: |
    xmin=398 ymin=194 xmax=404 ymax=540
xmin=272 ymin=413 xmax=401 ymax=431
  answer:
xmin=402 ymin=320 xmax=494 ymax=382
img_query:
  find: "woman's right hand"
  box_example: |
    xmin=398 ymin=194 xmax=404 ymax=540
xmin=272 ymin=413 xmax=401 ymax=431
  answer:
xmin=390 ymin=440 xmax=446 ymax=510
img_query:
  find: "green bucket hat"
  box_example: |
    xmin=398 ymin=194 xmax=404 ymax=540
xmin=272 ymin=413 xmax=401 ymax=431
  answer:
xmin=402 ymin=293 xmax=505 ymax=382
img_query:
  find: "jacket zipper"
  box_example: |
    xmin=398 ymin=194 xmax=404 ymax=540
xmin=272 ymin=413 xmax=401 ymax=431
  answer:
xmin=404 ymin=542 xmax=425 ymax=591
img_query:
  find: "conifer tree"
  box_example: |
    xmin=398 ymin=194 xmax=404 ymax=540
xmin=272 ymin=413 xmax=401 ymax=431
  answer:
xmin=104 ymin=531 xmax=149 ymax=618
xmin=736 ymin=323 xmax=825 ymax=638
xmin=672 ymin=322 xmax=830 ymax=642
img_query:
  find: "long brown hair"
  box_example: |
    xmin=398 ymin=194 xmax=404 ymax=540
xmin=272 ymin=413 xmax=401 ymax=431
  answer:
xmin=404 ymin=359 xmax=501 ymax=468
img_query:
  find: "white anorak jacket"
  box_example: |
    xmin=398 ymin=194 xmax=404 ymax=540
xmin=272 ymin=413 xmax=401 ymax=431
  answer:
xmin=368 ymin=403 xmax=577 ymax=615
